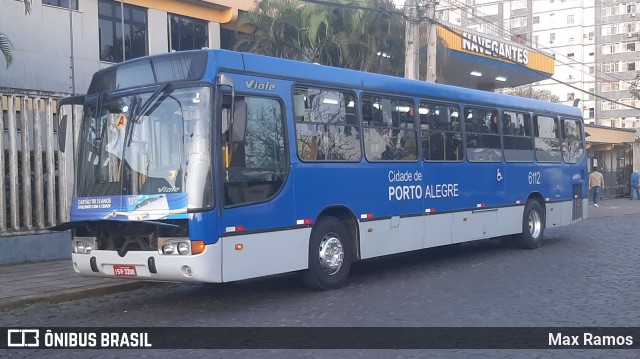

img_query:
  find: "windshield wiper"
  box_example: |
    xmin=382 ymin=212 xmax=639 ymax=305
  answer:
xmin=125 ymin=82 xmax=170 ymax=146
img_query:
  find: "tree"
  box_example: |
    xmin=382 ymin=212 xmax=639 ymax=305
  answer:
xmin=629 ymin=73 xmax=640 ymax=100
xmin=233 ymin=0 xmax=314 ymax=62
xmin=1 ymin=0 xmax=31 ymax=68
xmin=234 ymin=0 xmax=406 ymax=76
xmin=498 ymin=85 xmax=560 ymax=103
xmin=328 ymin=0 xmax=405 ymax=75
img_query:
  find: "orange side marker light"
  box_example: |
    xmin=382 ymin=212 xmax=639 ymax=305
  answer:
xmin=191 ymin=241 xmax=206 ymax=255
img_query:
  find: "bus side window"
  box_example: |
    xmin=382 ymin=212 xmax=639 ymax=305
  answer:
xmin=562 ymin=118 xmax=584 ymax=163
xmin=294 ymin=87 xmax=361 ymax=162
xmin=224 ymin=96 xmax=288 ymax=206
xmin=464 ymin=107 xmax=501 ymax=162
xmin=420 ymin=101 xmax=462 ymax=162
xmin=362 ymin=94 xmax=416 ymax=161
xmin=533 ymin=114 xmax=561 ymax=162
xmin=503 ymin=110 xmax=534 ymax=162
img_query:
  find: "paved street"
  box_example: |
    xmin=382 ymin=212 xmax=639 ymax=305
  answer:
xmin=1 ymin=204 xmax=639 ymax=357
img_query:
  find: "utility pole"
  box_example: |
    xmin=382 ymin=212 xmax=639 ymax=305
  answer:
xmin=425 ymin=0 xmax=437 ymax=82
xmin=404 ymin=0 xmax=420 ymax=80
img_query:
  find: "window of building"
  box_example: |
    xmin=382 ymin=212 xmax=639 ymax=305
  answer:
xmin=589 ymin=88 xmax=595 ymax=100
xmin=361 ymin=94 xmax=417 ymax=161
xmin=603 ymin=4 xmax=620 ymax=16
xmin=588 ymin=51 xmax=594 ymax=56
xmin=168 ymin=13 xmax=208 ymax=52
xmin=602 ymin=81 xmax=620 ymax=92
xmin=550 ymin=33 xmax=556 ymax=43
xmin=42 ymin=0 xmax=78 ymax=9
xmin=604 ymin=24 xmax=617 ymax=36
xmin=567 ymin=52 xmax=574 ymax=57
xmin=98 ymin=0 xmax=147 ymax=63
xmin=511 ymin=0 xmax=526 ymax=10
xmin=602 ymin=44 xmax=616 ymax=54
xmin=629 ymin=62 xmax=636 ymax=71
xmin=588 ymin=108 xmax=595 ymax=118
xmin=221 ymin=28 xmax=235 ymax=50
xmin=589 ymin=66 xmax=594 ymax=74
xmin=567 ymin=14 xmax=574 ymax=24
xmin=293 ymin=87 xmax=360 ymax=161
xmin=627 ymin=3 xmax=636 ymax=13
xmin=533 ymin=16 xmax=540 ymax=24
xmin=625 ymin=23 xmax=635 ymax=33
xmin=419 ymin=101 xmax=462 ymax=161
xmin=511 ymin=16 xmax=527 ymax=28
xmin=627 ymin=42 xmax=636 ymax=51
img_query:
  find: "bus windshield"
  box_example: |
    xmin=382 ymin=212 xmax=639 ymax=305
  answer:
xmin=77 ymin=86 xmax=213 ymax=210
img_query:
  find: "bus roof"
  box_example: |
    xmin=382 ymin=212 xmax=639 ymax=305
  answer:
xmin=209 ymin=49 xmax=582 ymax=118
xmin=87 ymin=49 xmax=582 ymax=119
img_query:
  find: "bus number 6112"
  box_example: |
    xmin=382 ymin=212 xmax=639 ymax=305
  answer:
xmin=528 ymin=171 xmax=541 ymax=185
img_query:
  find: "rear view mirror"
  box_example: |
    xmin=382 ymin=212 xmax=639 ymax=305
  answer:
xmin=231 ymin=101 xmax=247 ymax=142
xmin=58 ymin=114 xmax=68 ymax=152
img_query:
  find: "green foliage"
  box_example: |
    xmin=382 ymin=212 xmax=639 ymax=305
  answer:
xmin=0 ymin=34 xmax=14 ymax=68
xmin=1 ymin=0 xmax=32 ymax=68
xmin=629 ymin=73 xmax=640 ymax=100
xmin=498 ymin=85 xmax=561 ymax=103
xmin=234 ymin=0 xmax=405 ymax=76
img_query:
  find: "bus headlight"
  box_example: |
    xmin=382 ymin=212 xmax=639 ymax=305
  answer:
xmin=177 ymin=242 xmax=190 ymax=255
xmin=159 ymin=238 xmax=195 ymax=255
xmin=73 ymin=239 xmax=94 ymax=254
xmin=162 ymin=242 xmax=175 ymax=255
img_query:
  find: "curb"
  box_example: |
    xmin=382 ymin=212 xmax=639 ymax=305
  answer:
xmin=0 ymin=281 xmax=165 ymax=312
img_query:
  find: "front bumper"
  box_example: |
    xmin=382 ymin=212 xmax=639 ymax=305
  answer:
xmin=71 ymin=242 xmax=222 ymax=283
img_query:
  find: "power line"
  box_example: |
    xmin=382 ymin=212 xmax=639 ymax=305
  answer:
xmin=297 ymin=0 xmax=404 ymax=17
xmin=433 ymin=18 xmax=640 ymax=111
xmin=438 ymin=0 xmax=635 ymax=87
xmin=296 ymin=0 xmax=640 ymax=111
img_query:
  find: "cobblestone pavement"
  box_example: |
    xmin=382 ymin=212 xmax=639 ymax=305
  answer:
xmin=1 ymin=206 xmax=639 ymax=358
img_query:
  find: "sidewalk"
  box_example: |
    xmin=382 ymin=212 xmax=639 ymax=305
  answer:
xmin=0 ymin=260 xmax=155 ymax=311
xmin=1 ymin=197 xmax=640 ymax=311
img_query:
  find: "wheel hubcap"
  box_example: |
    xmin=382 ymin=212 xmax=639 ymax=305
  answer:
xmin=318 ymin=233 xmax=344 ymax=275
xmin=528 ymin=209 xmax=542 ymax=238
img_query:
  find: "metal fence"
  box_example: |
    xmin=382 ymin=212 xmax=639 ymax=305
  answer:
xmin=1 ymin=89 xmax=78 ymax=236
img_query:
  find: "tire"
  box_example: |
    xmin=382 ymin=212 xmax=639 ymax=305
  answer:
xmin=515 ymin=200 xmax=545 ymax=249
xmin=301 ymin=216 xmax=352 ymax=290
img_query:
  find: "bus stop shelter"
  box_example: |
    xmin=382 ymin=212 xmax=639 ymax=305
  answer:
xmin=585 ymin=125 xmax=637 ymax=198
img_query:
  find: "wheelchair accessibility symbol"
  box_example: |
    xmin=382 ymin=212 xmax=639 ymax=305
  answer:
xmin=496 ymin=168 xmax=503 ymax=182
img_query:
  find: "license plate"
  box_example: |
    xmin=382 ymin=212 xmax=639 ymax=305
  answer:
xmin=113 ymin=265 xmax=137 ymax=277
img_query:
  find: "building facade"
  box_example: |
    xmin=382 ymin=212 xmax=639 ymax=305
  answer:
xmin=0 ymin=0 xmax=252 ymax=234
xmin=437 ymin=0 xmax=640 ymax=129
xmin=0 ymin=0 xmax=253 ymax=95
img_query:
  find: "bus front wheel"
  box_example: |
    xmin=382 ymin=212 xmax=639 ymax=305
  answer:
xmin=516 ymin=200 xmax=545 ymax=249
xmin=301 ymin=216 xmax=352 ymax=290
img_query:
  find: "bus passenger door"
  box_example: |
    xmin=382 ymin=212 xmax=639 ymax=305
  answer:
xmin=572 ymin=173 xmax=583 ymax=221
xmin=217 ymin=85 xmax=304 ymax=282
xmin=57 ymin=97 xmax=85 ymax=223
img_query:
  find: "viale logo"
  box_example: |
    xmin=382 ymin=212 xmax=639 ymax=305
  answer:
xmin=245 ymin=80 xmax=276 ymax=91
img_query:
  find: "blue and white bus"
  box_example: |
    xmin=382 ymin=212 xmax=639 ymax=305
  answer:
xmin=55 ymin=49 xmax=588 ymax=290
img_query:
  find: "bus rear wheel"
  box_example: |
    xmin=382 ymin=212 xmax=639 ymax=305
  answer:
xmin=515 ymin=200 xmax=544 ymax=249
xmin=301 ymin=216 xmax=352 ymax=290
